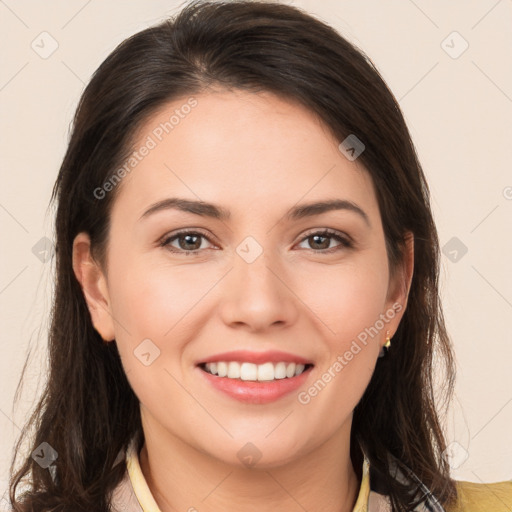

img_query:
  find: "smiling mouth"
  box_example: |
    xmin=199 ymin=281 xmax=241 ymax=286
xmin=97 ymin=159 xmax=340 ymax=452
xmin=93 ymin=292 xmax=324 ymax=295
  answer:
xmin=198 ymin=361 xmax=314 ymax=381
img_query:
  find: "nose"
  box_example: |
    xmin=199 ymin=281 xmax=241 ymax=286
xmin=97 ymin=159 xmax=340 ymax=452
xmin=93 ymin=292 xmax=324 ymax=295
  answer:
xmin=218 ymin=239 xmax=299 ymax=332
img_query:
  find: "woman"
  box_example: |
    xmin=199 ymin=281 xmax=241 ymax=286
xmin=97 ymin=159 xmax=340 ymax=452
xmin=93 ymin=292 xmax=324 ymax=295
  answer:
xmin=8 ymin=1 xmax=511 ymax=511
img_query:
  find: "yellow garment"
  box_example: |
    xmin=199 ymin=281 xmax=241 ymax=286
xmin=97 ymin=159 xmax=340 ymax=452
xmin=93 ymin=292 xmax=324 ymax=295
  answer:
xmin=125 ymin=444 xmax=164 ymax=512
xmin=444 ymin=479 xmax=512 ymax=512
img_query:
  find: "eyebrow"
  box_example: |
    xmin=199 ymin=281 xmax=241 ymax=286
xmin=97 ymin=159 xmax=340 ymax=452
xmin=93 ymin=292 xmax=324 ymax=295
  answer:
xmin=139 ymin=197 xmax=370 ymax=226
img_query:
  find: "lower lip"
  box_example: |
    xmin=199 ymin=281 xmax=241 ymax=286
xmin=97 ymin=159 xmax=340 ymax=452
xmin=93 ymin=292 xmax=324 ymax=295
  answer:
xmin=197 ymin=365 xmax=313 ymax=404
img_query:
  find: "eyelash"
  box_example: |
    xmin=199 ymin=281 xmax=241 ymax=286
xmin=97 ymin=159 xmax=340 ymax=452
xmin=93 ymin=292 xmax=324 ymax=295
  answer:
xmin=159 ymin=228 xmax=353 ymax=256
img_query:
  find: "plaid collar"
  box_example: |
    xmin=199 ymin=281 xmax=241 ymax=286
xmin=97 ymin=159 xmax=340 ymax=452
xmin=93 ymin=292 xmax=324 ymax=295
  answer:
xmin=363 ymin=444 xmax=447 ymax=512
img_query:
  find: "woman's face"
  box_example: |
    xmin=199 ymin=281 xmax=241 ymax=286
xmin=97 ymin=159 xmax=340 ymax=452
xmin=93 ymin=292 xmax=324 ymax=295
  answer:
xmin=74 ymin=88 xmax=410 ymax=468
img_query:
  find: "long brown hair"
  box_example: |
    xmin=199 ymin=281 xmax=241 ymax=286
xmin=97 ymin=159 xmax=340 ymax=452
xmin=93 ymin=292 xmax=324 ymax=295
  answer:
xmin=9 ymin=1 xmax=457 ymax=510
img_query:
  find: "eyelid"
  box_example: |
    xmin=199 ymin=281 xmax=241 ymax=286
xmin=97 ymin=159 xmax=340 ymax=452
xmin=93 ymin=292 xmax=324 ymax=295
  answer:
xmin=299 ymin=227 xmax=353 ymax=244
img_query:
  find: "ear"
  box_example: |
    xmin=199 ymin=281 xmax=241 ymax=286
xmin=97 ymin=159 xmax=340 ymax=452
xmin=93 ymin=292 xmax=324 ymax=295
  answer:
xmin=72 ymin=232 xmax=116 ymax=342
xmin=382 ymin=232 xmax=414 ymax=340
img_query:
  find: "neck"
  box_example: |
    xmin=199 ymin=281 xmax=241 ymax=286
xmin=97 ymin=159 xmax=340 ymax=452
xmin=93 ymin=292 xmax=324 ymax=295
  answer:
xmin=138 ymin=420 xmax=361 ymax=512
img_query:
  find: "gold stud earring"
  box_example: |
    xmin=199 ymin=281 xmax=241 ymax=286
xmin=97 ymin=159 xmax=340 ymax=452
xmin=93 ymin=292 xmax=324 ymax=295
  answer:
xmin=378 ymin=330 xmax=392 ymax=358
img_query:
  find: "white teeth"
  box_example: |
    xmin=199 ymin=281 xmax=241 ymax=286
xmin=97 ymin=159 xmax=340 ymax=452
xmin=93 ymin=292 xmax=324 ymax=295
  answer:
xmin=217 ymin=362 xmax=228 ymax=377
xmin=295 ymin=364 xmax=305 ymax=376
xmin=203 ymin=361 xmax=309 ymax=381
xmin=257 ymin=362 xmax=275 ymax=381
xmin=240 ymin=362 xmax=258 ymax=381
xmin=274 ymin=362 xmax=287 ymax=379
xmin=227 ymin=361 xmax=240 ymax=379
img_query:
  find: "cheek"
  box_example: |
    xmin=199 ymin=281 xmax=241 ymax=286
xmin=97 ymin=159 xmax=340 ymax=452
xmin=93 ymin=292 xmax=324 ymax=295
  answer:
xmin=295 ymin=263 xmax=389 ymax=432
xmin=109 ymin=248 xmax=214 ymax=336
xmin=106 ymin=249 xmax=223 ymax=378
xmin=106 ymin=254 xmax=200 ymax=408
xmin=293 ymin=252 xmax=389 ymax=405
xmin=109 ymin=242 xmax=390 ymax=351
xmin=295 ymin=256 xmax=389 ymax=344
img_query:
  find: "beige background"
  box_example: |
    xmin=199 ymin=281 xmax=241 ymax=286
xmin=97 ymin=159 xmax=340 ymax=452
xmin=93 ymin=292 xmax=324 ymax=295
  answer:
xmin=1 ymin=0 xmax=511 ymax=497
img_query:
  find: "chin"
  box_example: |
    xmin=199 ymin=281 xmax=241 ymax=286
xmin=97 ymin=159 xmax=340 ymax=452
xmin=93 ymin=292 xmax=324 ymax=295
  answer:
xmin=203 ymin=437 xmax=307 ymax=470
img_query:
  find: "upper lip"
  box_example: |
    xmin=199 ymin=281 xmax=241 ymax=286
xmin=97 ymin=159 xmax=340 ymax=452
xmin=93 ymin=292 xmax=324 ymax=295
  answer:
xmin=197 ymin=350 xmax=314 ymax=366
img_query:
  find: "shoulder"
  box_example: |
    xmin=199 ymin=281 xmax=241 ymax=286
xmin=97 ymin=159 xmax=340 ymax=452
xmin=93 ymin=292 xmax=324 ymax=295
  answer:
xmin=444 ymin=478 xmax=512 ymax=512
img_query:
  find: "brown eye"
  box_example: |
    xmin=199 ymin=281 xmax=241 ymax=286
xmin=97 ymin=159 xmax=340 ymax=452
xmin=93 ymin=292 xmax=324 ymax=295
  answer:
xmin=297 ymin=229 xmax=352 ymax=253
xmin=160 ymin=230 xmax=215 ymax=255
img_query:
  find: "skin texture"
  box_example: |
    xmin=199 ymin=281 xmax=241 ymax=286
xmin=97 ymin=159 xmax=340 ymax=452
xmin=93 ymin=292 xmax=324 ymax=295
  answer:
xmin=73 ymin=89 xmax=414 ymax=512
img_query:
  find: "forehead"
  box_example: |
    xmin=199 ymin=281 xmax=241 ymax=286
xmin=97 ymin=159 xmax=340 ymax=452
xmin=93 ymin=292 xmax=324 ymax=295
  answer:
xmin=111 ymin=89 xmax=379 ymax=224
